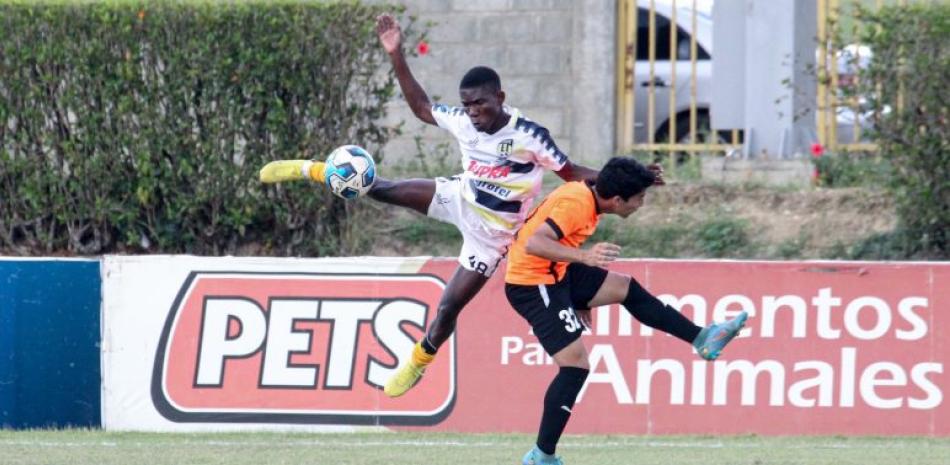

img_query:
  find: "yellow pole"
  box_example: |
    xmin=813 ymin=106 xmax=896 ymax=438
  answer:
xmin=816 ymin=0 xmax=828 ymax=148
xmin=669 ymin=0 xmax=678 ymax=144
xmin=615 ymin=0 xmax=631 ymax=151
xmin=852 ymin=28 xmax=862 ymax=143
xmin=668 ymin=0 xmax=678 ymax=167
xmin=829 ymin=0 xmax=840 ymax=150
xmin=648 ymin=0 xmax=657 ymax=144
xmin=629 ymin=0 xmax=638 ymax=145
xmin=690 ymin=0 xmax=698 ymax=149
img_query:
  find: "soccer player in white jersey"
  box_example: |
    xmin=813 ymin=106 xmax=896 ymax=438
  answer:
xmin=260 ymin=13 xmax=604 ymax=397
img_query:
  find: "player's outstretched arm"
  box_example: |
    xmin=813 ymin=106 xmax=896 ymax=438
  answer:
xmin=556 ymin=160 xmax=665 ymax=186
xmin=376 ymin=14 xmax=435 ymax=125
xmin=554 ymin=160 xmax=599 ymax=183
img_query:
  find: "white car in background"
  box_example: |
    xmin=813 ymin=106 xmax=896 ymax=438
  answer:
xmin=632 ymin=0 xmax=717 ymax=145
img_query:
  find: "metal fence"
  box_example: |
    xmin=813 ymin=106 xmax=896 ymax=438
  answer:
xmin=618 ymin=0 xmax=932 ymax=159
xmin=817 ymin=0 xmax=878 ymax=152
xmin=816 ymin=0 xmax=935 ymax=153
xmin=614 ymin=0 xmax=740 ymax=160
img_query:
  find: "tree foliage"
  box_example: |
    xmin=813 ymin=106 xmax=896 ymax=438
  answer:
xmin=0 ymin=1 xmax=404 ymax=256
xmin=854 ymin=3 xmax=949 ymax=258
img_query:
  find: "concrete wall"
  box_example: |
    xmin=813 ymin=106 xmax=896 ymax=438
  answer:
xmin=741 ymin=0 xmax=817 ymax=158
xmin=378 ymin=0 xmax=617 ymax=169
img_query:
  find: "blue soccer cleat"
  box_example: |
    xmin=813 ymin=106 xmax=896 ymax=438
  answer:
xmin=692 ymin=311 xmax=748 ymax=360
xmin=522 ymin=446 xmax=563 ymax=465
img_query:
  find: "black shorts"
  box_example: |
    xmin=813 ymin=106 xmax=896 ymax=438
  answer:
xmin=504 ymin=263 xmax=609 ymax=355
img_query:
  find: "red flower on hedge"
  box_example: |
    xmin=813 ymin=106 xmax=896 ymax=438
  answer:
xmin=417 ymin=40 xmax=429 ymax=56
xmin=810 ymin=142 xmax=824 ymax=158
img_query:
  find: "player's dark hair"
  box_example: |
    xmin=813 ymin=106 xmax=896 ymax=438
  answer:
xmin=595 ymin=157 xmax=656 ymax=200
xmin=459 ymin=66 xmax=501 ymax=92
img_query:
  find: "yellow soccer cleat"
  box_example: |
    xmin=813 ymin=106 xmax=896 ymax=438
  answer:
xmin=259 ymin=160 xmax=326 ymax=184
xmin=383 ymin=361 xmax=427 ymax=397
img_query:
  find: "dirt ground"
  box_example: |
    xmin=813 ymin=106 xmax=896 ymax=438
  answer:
xmin=631 ymin=183 xmax=897 ymax=256
xmin=369 ymin=182 xmax=898 ymax=260
xmin=0 ymin=183 xmax=897 ymax=259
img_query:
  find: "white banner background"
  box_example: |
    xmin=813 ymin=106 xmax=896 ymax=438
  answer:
xmin=100 ymin=255 xmax=430 ymax=431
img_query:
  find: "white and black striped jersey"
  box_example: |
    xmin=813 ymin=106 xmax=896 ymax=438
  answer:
xmin=431 ymin=103 xmax=568 ymax=233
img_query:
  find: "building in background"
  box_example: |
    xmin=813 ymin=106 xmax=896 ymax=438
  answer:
xmin=381 ymin=0 xmax=823 ymax=171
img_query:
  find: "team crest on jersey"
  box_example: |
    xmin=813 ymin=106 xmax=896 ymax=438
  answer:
xmin=497 ymin=139 xmax=513 ymax=159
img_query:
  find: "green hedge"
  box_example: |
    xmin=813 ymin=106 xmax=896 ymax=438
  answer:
xmin=0 ymin=0 xmax=402 ymax=256
xmin=853 ymin=3 xmax=949 ymax=258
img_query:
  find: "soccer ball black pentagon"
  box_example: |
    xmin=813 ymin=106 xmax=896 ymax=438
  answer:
xmin=323 ymin=145 xmax=377 ymax=200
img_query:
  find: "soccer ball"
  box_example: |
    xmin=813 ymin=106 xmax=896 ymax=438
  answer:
xmin=323 ymin=145 xmax=377 ymax=200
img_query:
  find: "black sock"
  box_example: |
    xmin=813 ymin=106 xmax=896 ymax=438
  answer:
xmin=623 ymin=278 xmax=701 ymax=343
xmin=537 ymin=366 xmax=589 ymax=455
xmin=420 ymin=336 xmax=438 ymax=355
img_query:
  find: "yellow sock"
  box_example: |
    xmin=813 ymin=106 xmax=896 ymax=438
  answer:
xmin=411 ymin=341 xmax=435 ymax=367
xmin=308 ymin=161 xmax=326 ymax=183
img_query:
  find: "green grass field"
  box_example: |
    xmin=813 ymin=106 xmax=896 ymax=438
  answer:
xmin=1 ymin=430 xmax=948 ymax=465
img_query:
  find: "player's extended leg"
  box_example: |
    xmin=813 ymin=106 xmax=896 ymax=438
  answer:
xmin=259 ymin=159 xmax=435 ymax=215
xmin=259 ymin=159 xmax=327 ymax=183
xmin=366 ymin=177 xmax=435 ymax=216
xmin=585 ymin=270 xmax=747 ymax=360
xmin=427 ymin=266 xmax=489 ymax=346
xmin=384 ymin=266 xmax=488 ymax=397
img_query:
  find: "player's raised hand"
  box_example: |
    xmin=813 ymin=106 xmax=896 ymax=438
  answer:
xmin=583 ymin=242 xmax=621 ymax=267
xmin=376 ymin=14 xmax=402 ymax=54
xmin=647 ymin=163 xmax=666 ymax=186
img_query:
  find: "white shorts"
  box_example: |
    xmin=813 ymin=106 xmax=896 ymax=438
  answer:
xmin=427 ymin=176 xmax=514 ymax=277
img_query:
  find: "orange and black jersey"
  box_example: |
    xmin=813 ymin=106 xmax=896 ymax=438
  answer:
xmin=505 ymin=180 xmax=601 ymax=285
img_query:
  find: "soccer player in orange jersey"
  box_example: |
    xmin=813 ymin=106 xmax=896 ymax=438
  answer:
xmin=505 ymin=157 xmax=748 ymax=465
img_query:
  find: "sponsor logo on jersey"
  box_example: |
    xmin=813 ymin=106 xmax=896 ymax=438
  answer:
xmin=467 ymin=160 xmax=512 ymax=179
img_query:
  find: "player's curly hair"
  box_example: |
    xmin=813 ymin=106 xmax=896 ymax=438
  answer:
xmin=595 ymin=157 xmax=656 ymax=200
xmin=459 ymin=66 xmax=501 ymax=92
